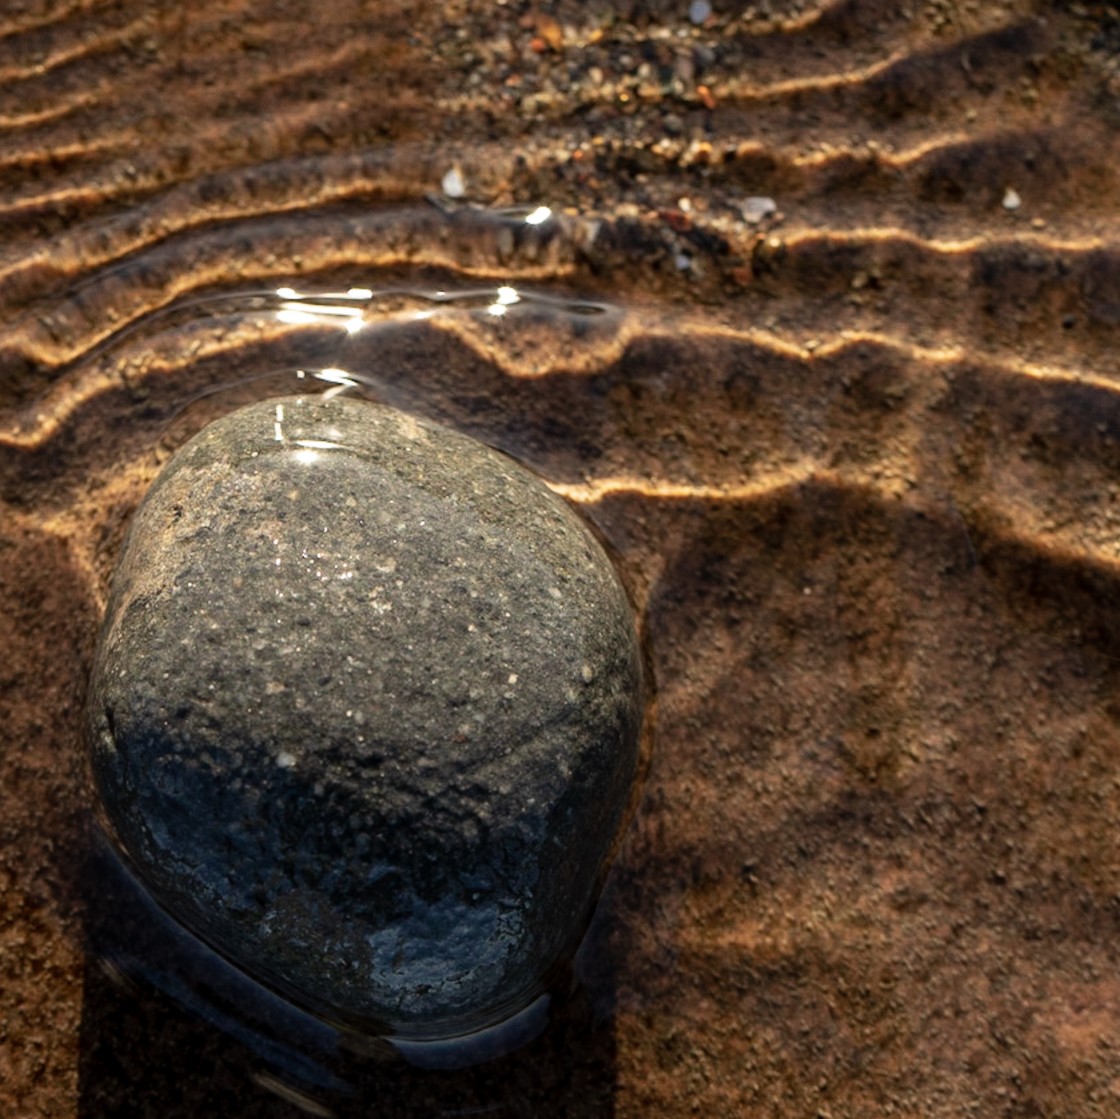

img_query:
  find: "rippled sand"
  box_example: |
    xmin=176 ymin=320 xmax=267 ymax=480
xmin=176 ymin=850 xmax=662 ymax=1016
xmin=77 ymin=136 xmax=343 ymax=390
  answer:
xmin=2 ymin=1 xmax=1120 ymax=1116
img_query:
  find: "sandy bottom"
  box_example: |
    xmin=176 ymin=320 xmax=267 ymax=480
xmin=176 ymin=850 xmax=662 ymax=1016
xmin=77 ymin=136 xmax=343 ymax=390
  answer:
xmin=2 ymin=1 xmax=1120 ymax=1116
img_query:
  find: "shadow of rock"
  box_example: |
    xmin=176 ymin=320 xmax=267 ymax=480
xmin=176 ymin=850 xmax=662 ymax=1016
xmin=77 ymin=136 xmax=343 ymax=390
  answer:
xmin=77 ymin=829 xmax=618 ymax=1119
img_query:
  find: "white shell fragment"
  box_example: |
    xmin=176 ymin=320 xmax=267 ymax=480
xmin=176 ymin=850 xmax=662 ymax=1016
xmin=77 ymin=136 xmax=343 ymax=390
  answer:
xmin=441 ymin=164 xmax=466 ymax=199
xmin=742 ymin=196 xmax=777 ymax=224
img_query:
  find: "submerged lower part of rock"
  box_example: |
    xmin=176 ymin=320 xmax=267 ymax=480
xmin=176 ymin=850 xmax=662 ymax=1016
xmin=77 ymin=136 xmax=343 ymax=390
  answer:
xmin=84 ymin=822 xmax=563 ymax=1085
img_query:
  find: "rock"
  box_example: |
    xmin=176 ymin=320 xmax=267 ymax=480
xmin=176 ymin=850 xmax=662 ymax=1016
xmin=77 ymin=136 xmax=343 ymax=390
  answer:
xmin=86 ymin=395 xmax=643 ymax=1037
xmin=742 ymin=196 xmax=777 ymax=224
xmin=440 ymin=164 xmax=466 ymax=199
xmin=688 ymin=0 xmax=712 ymax=27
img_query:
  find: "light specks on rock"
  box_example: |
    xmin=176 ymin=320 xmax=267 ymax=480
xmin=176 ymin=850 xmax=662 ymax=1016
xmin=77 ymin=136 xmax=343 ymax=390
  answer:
xmin=87 ymin=394 xmax=643 ymax=1037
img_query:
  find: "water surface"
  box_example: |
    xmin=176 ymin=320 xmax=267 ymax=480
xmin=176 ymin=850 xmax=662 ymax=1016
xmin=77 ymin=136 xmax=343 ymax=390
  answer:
xmin=2 ymin=2 xmax=1120 ymax=1116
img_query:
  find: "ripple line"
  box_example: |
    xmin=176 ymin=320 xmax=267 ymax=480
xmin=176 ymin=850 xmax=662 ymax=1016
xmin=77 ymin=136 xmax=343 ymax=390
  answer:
xmin=550 ymin=464 xmax=822 ymax=506
xmin=0 ymin=0 xmax=124 ymax=46
xmin=0 ymin=93 xmax=96 ymax=131
xmin=0 ymin=134 xmax=131 ymax=175
xmin=776 ymin=226 xmax=1114 ymax=257
xmin=558 ymin=472 xmax=1120 ymax=585
xmin=719 ymin=16 xmax=1041 ymax=102
xmin=0 ymin=16 xmax=149 ymax=86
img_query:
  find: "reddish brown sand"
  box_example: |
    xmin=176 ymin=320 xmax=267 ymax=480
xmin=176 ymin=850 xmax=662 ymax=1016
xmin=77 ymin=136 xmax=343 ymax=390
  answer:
xmin=2 ymin=1 xmax=1120 ymax=1116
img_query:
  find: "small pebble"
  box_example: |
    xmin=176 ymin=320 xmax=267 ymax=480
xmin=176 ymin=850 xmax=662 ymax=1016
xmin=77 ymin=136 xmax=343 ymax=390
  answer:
xmin=1002 ymin=187 xmax=1022 ymax=211
xmin=742 ymin=196 xmax=777 ymax=223
xmin=441 ymin=164 xmax=466 ymax=199
xmin=663 ymin=112 xmax=685 ymax=137
xmin=693 ymin=45 xmax=716 ymax=74
xmin=689 ymin=0 xmax=712 ymax=25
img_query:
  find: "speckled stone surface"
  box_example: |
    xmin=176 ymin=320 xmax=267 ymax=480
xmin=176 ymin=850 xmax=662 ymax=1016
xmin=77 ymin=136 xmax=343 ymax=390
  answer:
xmin=86 ymin=394 xmax=643 ymax=1036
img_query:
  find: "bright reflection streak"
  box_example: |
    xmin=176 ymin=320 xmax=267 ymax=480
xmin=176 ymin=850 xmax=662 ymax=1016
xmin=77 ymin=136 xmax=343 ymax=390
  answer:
xmin=524 ymin=206 xmax=552 ymax=226
xmin=317 ymin=368 xmax=357 ymax=385
xmin=487 ymin=285 xmax=521 ymax=316
xmin=292 ymin=448 xmax=319 ymax=465
xmin=293 ymin=439 xmax=343 ymax=451
xmin=276 ymin=309 xmax=318 ymax=326
xmin=275 ymin=286 xmax=371 ymax=301
xmin=277 ymin=300 xmax=365 ymax=333
xmin=281 ymin=302 xmax=361 ymax=318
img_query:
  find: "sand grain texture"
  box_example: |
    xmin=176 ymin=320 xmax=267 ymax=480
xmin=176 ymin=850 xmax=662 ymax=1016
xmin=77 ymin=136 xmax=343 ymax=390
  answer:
xmin=2 ymin=1 xmax=1120 ymax=1116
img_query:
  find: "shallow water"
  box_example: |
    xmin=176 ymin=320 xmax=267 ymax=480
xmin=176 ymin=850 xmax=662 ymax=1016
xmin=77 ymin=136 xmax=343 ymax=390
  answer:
xmin=14 ymin=211 xmax=1120 ymax=1116
xmin=3 ymin=1 xmax=1120 ymax=1116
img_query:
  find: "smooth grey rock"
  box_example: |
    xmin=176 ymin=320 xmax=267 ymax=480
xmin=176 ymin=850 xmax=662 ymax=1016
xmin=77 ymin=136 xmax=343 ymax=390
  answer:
xmin=87 ymin=395 xmax=643 ymax=1037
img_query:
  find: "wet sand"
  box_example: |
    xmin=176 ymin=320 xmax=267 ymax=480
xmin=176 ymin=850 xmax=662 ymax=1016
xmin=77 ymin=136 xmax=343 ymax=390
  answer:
xmin=2 ymin=1 xmax=1120 ymax=1115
